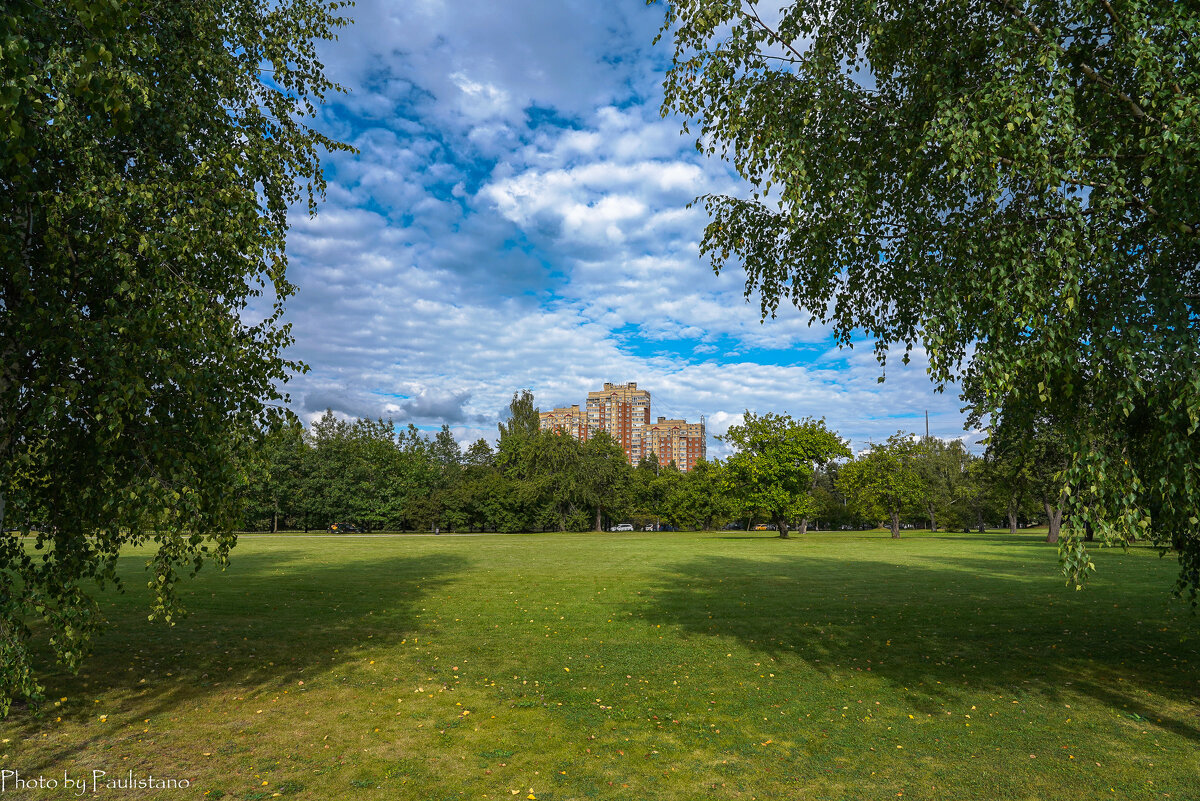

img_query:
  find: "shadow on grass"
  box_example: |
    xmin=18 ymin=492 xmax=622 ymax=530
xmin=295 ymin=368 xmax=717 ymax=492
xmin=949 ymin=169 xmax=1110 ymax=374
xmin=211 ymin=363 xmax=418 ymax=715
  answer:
xmin=711 ymin=531 xmax=1062 ymax=546
xmin=635 ymin=553 xmax=1200 ymax=742
xmin=12 ymin=547 xmax=467 ymax=771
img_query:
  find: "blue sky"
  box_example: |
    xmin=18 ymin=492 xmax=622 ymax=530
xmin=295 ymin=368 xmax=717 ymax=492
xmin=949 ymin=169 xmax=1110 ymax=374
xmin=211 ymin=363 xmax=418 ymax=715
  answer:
xmin=279 ymin=0 xmax=980 ymax=456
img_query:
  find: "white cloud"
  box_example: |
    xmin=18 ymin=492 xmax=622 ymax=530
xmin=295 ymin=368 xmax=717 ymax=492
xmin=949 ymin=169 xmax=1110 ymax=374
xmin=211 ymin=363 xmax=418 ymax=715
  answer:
xmin=274 ymin=0 xmax=977 ymax=459
xmin=449 ymin=71 xmax=513 ymax=118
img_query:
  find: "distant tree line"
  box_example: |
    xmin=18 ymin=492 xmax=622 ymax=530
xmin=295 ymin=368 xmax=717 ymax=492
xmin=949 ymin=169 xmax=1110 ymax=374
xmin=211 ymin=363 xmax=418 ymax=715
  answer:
xmin=239 ymin=392 xmax=1068 ymax=538
xmin=242 ymin=390 xmax=714 ymax=533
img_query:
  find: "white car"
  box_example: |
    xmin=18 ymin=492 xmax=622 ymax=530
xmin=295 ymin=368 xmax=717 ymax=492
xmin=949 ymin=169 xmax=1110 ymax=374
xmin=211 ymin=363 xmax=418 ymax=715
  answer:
xmin=609 ymin=523 xmax=634 ymax=532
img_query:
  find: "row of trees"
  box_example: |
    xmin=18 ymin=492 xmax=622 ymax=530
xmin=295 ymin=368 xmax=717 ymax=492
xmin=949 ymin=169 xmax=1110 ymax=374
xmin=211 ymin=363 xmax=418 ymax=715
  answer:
xmin=834 ymin=432 xmax=1069 ymax=541
xmin=245 ymin=391 xmax=699 ymax=534
xmin=242 ymin=394 xmax=1069 ymax=539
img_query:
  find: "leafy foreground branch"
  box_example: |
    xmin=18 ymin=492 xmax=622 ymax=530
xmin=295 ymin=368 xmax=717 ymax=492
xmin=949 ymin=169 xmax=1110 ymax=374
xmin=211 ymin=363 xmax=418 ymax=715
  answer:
xmin=656 ymin=0 xmax=1200 ymax=597
xmin=0 ymin=0 xmax=352 ymax=715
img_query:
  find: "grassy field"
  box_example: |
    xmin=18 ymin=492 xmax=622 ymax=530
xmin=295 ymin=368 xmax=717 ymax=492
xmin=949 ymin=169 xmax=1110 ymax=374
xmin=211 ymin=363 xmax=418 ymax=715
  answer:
xmin=2 ymin=530 xmax=1197 ymax=800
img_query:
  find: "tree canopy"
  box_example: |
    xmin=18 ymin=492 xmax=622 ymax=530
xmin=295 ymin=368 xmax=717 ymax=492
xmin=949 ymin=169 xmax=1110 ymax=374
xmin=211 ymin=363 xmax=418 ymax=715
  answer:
xmin=837 ymin=435 xmax=927 ymax=538
xmin=721 ymin=412 xmax=849 ymax=537
xmin=0 ymin=0 xmax=351 ymax=714
xmin=657 ymin=0 xmax=1200 ymax=597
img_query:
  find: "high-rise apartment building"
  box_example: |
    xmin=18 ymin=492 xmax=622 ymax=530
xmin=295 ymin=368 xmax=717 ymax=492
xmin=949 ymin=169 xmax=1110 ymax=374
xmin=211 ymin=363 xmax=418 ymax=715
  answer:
xmin=642 ymin=417 xmax=707 ymax=472
xmin=538 ymin=404 xmax=586 ymax=440
xmin=538 ymin=382 xmax=707 ymax=471
xmin=586 ymin=382 xmax=651 ymax=464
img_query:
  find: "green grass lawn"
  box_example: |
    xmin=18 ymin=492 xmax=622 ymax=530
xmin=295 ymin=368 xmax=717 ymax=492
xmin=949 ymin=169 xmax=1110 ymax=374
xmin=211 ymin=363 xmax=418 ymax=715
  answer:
xmin=3 ymin=530 xmax=1197 ymax=800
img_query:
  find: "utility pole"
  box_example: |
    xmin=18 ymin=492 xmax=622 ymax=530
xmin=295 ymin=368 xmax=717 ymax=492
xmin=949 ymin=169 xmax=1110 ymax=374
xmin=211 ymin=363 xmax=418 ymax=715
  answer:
xmin=925 ymin=410 xmax=929 ymax=440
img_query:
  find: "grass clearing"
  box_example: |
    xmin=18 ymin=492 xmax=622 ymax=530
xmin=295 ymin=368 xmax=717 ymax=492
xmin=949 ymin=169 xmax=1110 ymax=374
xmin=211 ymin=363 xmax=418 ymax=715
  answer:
xmin=3 ymin=530 xmax=1197 ymax=800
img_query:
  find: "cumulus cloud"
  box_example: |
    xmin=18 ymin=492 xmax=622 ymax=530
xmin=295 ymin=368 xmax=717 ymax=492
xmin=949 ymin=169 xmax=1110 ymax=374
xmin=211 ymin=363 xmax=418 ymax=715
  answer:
xmin=393 ymin=389 xmax=474 ymax=425
xmin=276 ymin=0 xmax=977 ymax=457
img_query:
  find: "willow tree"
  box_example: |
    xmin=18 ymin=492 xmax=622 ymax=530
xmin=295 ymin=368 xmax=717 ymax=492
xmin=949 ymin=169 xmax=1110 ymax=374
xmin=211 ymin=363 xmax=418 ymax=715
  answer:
xmin=657 ymin=0 xmax=1200 ymax=596
xmin=0 ymin=0 xmax=352 ymax=714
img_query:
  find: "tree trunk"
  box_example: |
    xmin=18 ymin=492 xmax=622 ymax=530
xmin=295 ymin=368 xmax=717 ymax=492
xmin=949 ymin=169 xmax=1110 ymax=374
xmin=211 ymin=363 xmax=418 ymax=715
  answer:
xmin=271 ymin=510 xmax=278 ymax=534
xmin=797 ymin=518 xmax=808 ymax=536
xmin=889 ymin=510 xmax=901 ymax=539
xmin=1045 ymin=502 xmax=1062 ymax=544
xmin=927 ymin=503 xmax=936 ymax=533
xmin=777 ymin=518 xmax=789 ymax=539
xmin=1084 ymin=519 xmax=1095 ymax=542
xmin=595 ymin=506 xmax=603 ymax=532
xmin=977 ymin=510 xmax=985 ymax=534
xmin=1008 ymin=504 xmax=1018 ymax=534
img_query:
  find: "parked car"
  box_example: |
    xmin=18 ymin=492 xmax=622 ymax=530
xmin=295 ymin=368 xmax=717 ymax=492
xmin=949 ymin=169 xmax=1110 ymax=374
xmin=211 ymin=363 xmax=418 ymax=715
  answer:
xmin=610 ymin=523 xmax=634 ymax=532
xmin=754 ymin=523 xmax=776 ymax=531
xmin=327 ymin=522 xmax=361 ymax=534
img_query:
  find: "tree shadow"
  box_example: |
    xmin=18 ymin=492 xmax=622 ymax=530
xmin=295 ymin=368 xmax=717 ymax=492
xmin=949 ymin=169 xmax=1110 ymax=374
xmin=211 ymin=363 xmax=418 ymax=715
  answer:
xmin=631 ymin=553 xmax=1200 ymax=742
xmin=9 ymin=548 xmax=467 ymax=771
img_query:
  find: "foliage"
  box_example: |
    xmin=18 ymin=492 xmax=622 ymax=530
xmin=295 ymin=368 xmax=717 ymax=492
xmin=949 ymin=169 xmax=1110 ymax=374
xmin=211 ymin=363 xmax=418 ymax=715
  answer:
xmin=445 ymin=439 xmax=496 ymax=533
xmin=977 ymin=400 xmax=1074 ymax=543
xmin=632 ymin=453 xmax=668 ymax=523
xmin=957 ymin=457 xmax=1000 ymax=535
xmin=303 ymin=413 xmax=409 ymax=532
xmin=495 ymin=393 xmax=559 ymax=531
xmin=977 ymin=436 xmax=1043 ymax=535
xmin=497 ymin=390 xmax=540 ymax=441
xmin=578 ymin=432 xmax=635 ymax=531
xmin=912 ymin=438 xmax=975 ymax=533
xmin=661 ymin=458 xmax=730 ymax=530
xmin=242 ymin=419 xmax=307 ymax=533
xmin=0 ymin=0 xmax=351 ymax=714
xmin=807 ymin=463 xmax=875 ymax=531
xmin=721 ymin=412 xmax=849 ymax=537
xmin=837 ymin=434 xmax=927 ymax=538
xmin=657 ymin=0 xmax=1200 ymax=597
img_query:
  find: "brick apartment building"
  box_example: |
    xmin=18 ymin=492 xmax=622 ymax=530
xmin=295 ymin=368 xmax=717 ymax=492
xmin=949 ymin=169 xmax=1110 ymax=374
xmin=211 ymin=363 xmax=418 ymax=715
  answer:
xmin=538 ymin=403 xmax=585 ymax=440
xmin=586 ymin=381 xmax=651 ymax=464
xmin=642 ymin=417 xmax=707 ymax=472
xmin=538 ymin=382 xmax=706 ymax=471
